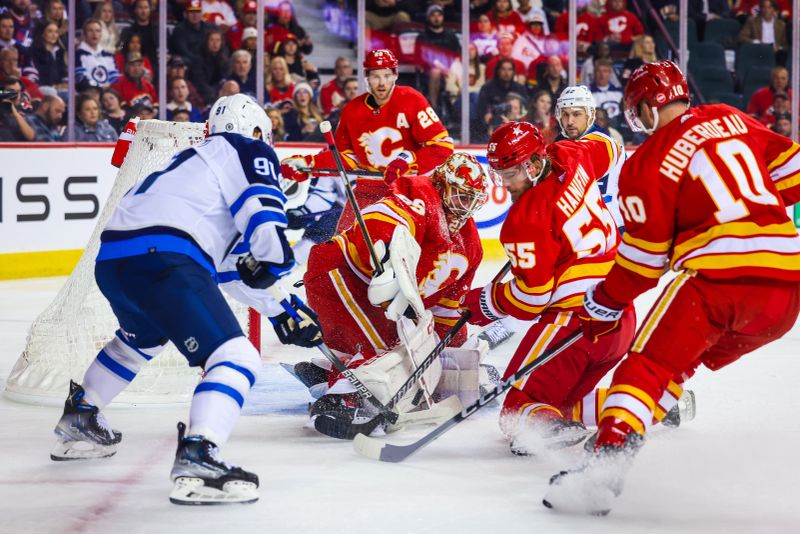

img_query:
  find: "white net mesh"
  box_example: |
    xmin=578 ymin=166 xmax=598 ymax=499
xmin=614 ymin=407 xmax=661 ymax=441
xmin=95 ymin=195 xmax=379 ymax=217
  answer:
xmin=4 ymin=120 xmax=254 ymax=406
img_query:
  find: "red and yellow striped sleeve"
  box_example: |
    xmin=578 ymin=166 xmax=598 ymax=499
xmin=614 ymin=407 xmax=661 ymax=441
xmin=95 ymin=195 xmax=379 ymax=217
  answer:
xmin=336 ymin=197 xmax=425 ymax=279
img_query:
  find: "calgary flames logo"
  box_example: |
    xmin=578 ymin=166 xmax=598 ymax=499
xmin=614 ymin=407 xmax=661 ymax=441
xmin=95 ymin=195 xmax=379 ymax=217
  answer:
xmin=420 ymin=252 xmax=469 ymax=298
xmin=358 ymin=127 xmax=403 ymax=168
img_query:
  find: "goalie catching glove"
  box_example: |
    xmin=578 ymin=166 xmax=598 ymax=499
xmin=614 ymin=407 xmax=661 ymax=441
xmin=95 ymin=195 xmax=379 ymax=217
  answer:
xmin=580 ymin=283 xmax=625 ymax=343
xmin=270 ymin=294 xmax=323 ymax=348
xmin=367 ymin=240 xmax=414 ymax=321
xmin=236 ymin=254 xmax=294 ymax=290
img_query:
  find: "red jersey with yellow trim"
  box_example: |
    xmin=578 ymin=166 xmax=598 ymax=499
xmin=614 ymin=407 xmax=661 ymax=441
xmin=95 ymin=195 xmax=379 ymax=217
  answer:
xmin=602 ymin=104 xmax=800 ymax=307
xmin=311 ymin=85 xmax=454 ymax=186
xmin=487 ymin=140 xmax=620 ymax=321
xmin=305 ymin=175 xmax=482 ymax=337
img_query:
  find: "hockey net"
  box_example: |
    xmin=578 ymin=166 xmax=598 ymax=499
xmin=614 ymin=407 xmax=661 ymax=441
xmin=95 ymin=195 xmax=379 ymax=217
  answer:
xmin=4 ymin=120 xmax=261 ymax=406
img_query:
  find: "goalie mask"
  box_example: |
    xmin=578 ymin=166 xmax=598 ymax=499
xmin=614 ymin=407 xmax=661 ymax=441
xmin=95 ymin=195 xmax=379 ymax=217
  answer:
xmin=432 ymin=153 xmax=490 ymax=233
xmin=208 ymin=94 xmax=273 ymax=145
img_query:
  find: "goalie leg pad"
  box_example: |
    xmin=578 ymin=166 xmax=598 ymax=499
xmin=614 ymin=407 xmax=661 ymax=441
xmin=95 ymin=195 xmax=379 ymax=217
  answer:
xmin=351 ymin=313 xmax=443 ymax=413
xmin=435 ymin=336 xmax=490 ymax=407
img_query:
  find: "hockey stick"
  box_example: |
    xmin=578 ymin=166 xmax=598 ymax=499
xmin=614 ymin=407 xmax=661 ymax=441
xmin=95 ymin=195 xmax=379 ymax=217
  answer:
xmin=386 ymin=311 xmax=470 ymax=410
xmin=353 ymin=328 xmax=583 ymax=463
xmin=298 ymin=167 xmax=383 ymax=178
xmin=384 ymin=261 xmax=511 ymax=411
xmin=319 ymin=121 xmax=383 ymax=275
xmin=267 ymin=281 xmax=401 ymax=425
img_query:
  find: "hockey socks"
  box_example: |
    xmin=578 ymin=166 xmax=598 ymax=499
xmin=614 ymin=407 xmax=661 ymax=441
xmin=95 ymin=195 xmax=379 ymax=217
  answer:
xmin=81 ymin=331 xmax=164 ymax=409
xmin=170 ymin=337 xmax=261 ymax=505
xmin=188 ymin=336 xmax=260 ymax=446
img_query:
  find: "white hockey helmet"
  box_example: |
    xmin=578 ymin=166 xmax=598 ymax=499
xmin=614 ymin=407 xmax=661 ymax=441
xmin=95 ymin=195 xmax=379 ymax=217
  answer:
xmin=208 ymin=94 xmax=273 ymax=145
xmin=555 ymin=85 xmax=596 ymax=139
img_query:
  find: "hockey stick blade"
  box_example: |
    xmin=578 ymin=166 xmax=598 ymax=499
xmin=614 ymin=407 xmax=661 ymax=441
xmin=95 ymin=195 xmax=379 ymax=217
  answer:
xmin=353 ymin=329 xmax=583 ymax=462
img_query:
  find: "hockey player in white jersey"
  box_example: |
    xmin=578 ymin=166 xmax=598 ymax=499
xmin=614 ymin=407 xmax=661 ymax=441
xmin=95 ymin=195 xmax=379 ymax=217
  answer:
xmin=478 ymin=85 xmax=627 ymax=350
xmin=49 ymin=94 xmax=321 ymax=505
xmin=284 ymin=176 xmax=346 ymax=265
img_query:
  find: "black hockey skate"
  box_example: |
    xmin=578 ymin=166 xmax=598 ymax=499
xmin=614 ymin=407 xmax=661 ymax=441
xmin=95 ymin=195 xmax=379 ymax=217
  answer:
xmin=310 ymin=393 xmax=386 ymax=440
xmin=478 ymin=321 xmax=514 ymax=350
xmin=169 ymin=422 xmax=259 ymax=505
xmin=543 ymin=432 xmax=644 ymax=516
xmin=510 ymin=417 xmax=591 ymax=456
xmin=51 ymin=380 xmax=121 ymax=461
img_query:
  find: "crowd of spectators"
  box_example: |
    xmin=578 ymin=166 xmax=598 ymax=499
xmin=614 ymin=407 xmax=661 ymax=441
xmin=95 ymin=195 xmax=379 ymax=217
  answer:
xmin=364 ymin=0 xmax=796 ymax=142
xmin=0 ymin=0 xmax=795 ymax=143
xmin=0 ymin=0 xmax=323 ymax=142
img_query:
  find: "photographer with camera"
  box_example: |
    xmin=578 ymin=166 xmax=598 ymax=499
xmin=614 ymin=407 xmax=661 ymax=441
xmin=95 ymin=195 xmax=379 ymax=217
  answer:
xmin=474 ymin=58 xmax=528 ymax=142
xmin=0 ymin=78 xmax=35 ymax=141
xmin=25 ymin=94 xmax=65 ymax=141
xmin=488 ymin=92 xmax=527 ymax=136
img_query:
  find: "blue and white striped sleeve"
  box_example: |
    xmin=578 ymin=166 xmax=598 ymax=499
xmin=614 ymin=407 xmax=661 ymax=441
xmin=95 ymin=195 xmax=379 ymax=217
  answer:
xmin=303 ymin=177 xmax=342 ymax=213
xmin=221 ymin=135 xmax=293 ymax=267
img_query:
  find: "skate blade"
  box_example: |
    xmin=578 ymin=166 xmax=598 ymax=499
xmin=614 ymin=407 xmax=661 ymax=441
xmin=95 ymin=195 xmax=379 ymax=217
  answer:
xmin=50 ymin=439 xmax=117 ymax=461
xmin=679 ymin=390 xmax=696 ymax=422
xmin=169 ymin=477 xmax=259 ymax=505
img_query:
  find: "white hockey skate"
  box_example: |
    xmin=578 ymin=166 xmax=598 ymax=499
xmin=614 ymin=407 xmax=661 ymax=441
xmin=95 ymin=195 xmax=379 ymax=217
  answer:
xmin=662 ymin=390 xmax=697 ymax=428
xmin=51 ymin=381 xmax=121 ymax=461
xmin=169 ymin=422 xmax=259 ymax=505
xmin=543 ymin=432 xmax=643 ymax=516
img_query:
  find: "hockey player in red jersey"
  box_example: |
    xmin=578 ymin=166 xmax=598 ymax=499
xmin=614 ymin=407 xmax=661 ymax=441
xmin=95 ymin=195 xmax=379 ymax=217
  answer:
xmin=280 ymin=49 xmax=454 ymax=231
xmin=545 ymin=60 xmax=800 ymax=515
xmin=297 ymin=153 xmax=488 ymax=437
xmin=462 ymin=121 xmax=637 ymax=455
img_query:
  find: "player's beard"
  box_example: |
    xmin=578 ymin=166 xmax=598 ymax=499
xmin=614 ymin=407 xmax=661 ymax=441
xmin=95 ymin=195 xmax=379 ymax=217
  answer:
xmin=371 ymin=81 xmax=395 ymax=105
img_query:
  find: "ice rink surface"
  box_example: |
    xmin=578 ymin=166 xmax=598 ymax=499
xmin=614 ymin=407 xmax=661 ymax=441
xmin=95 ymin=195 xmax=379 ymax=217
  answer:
xmin=2 ymin=260 xmax=799 ymax=534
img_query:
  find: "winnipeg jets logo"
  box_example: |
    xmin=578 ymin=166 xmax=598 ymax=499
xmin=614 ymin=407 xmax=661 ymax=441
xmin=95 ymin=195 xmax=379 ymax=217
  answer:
xmin=358 ymin=127 xmax=403 ymax=168
xmin=420 ymin=252 xmax=469 ymax=298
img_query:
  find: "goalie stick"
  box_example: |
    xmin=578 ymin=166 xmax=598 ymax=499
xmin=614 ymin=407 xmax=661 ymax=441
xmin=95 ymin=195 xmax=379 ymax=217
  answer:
xmin=353 ymin=328 xmax=583 ymax=463
xmin=319 ymin=121 xmax=383 ymax=276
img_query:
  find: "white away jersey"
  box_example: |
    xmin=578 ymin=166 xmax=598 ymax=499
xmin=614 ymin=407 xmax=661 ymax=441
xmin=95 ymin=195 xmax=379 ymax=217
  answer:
xmin=99 ymin=133 xmax=291 ymax=273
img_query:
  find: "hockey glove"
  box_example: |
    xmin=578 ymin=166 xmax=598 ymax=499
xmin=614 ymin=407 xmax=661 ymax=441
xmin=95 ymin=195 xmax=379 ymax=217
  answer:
xmin=270 ymin=294 xmax=323 ymax=348
xmin=280 ymin=154 xmax=313 ymax=182
xmin=580 ymin=284 xmax=625 ymax=343
xmin=462 ymin=285 xmax=505 ymax=326
xmin=236 ymin=254 xmax=294 ymax=290
xmin=383 ymin=151 xmax=413 ymax=184
xmin=286 ymin=205 xmax=314 ymax=230
xmin=367 ymin=241 xmax=413 ymax=321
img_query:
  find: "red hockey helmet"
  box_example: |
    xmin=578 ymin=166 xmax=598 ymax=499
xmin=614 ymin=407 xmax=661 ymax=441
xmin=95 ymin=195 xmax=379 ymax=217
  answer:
xmin=623 ymin=59 xmax=689 ymax=133
xmin=363 ymin=49 xmax=399 ymax=72
xmin=487 ymin=122 xmax=546 ymax=170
